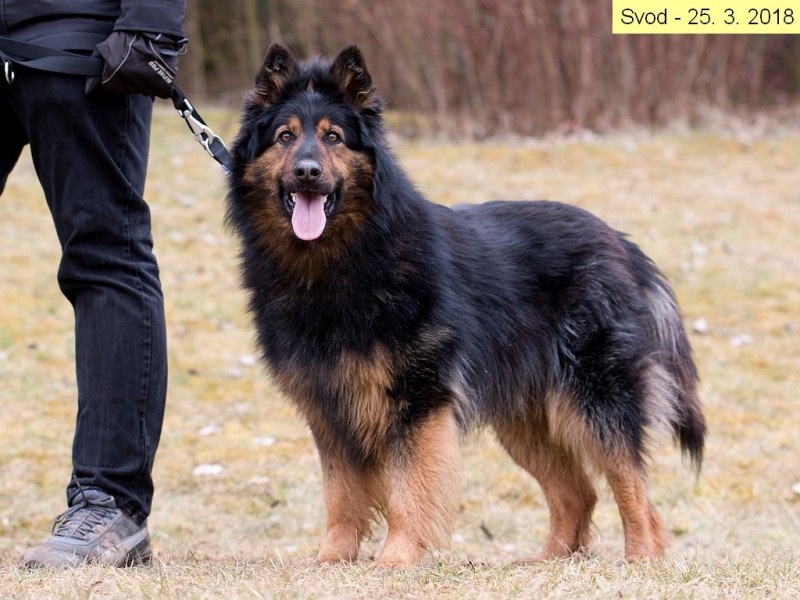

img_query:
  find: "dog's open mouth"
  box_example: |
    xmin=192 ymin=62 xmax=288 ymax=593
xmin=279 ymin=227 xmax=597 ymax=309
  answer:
xmin=283 ymin=188 xmax=339 ymax=241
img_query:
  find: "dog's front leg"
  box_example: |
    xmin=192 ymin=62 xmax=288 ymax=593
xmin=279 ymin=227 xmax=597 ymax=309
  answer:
xmin=378 ymin=406 xmax=461 ymax=568
xmin=316 ymin=448 xmax=379 ymax=564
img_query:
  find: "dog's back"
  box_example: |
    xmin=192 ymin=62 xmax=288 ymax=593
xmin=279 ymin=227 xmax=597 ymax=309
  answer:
xmin=438 ymin=200 xmax=703 ymax=466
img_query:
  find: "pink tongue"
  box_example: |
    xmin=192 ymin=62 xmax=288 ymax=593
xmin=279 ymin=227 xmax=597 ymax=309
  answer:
xmin=291 ymin=192 xmax=327 ymax=240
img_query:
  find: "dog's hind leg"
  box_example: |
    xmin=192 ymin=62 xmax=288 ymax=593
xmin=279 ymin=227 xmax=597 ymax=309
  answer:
xmin=316 ymin=450 xmax=380 ymax=564
xmin=377 ymin=406 xmax=461 ymax=568
xmin=600 ymin=457 xmax=667 ymax=561
xmin=493 ymin=412 xmax=597 ymax=562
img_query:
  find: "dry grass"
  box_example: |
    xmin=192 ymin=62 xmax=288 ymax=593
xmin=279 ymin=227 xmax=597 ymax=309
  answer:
xmin=0 ymin=106 xmax=798 ymax=598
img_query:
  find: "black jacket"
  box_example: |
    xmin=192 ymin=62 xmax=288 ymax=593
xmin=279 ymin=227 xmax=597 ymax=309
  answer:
xmin=0 ymin=0 xmax=186 ymax=52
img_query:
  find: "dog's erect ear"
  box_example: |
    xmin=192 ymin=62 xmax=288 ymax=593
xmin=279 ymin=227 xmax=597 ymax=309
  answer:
xmin=331 ymin=46 xmax=377 ymax=111
xmin=254 ymin=44 xmax=299 ymax=105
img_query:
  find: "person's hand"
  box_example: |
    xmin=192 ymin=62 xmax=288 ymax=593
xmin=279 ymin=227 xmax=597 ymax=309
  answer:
xmin=86 ymin=31 xmax=187 ymax=98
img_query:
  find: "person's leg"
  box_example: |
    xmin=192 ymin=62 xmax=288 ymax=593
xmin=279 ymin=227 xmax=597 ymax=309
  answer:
xmin=0 ymin=89 xmax=28 ymax=194
xmin=5 ymin=69 xmax=167 ymax=527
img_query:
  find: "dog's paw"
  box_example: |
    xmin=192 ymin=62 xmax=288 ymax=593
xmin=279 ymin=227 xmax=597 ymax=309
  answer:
xmin=316 ymin=526 xmax=361 ymax=564
xmin=376 ymin=536 xmax=427 ymax=568
xmin=317 ymin=551 xmax=357 ymax=564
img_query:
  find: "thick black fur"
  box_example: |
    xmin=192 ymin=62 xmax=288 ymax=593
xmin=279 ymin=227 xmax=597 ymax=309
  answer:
xmin=226 ymin=44 xmax=706 ymax=565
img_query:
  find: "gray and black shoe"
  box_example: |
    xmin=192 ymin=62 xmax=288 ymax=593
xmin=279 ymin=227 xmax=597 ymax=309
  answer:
xmin=20 ymin=488 xmax=151 ymax=569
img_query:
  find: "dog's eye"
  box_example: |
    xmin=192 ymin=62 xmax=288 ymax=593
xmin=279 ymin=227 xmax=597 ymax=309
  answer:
xmin=324 ymin=131 xmax=341 ymax=144
xmin=277 ymin=131 xmax=295 ymax=144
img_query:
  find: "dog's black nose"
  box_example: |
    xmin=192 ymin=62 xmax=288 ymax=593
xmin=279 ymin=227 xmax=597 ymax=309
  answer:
xmin=293 ymin=159 xmax=323 ymax=183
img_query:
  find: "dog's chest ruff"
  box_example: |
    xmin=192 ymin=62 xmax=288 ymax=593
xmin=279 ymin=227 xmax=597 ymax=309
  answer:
xmin=274 ymin=348 xmax=397 ymax=455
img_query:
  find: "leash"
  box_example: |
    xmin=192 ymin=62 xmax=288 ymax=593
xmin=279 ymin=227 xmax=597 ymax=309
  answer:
xmin=0 ymin=35 xmax=233 ymax=173
xmin=170 ymin=86 xmax=234 ymax=173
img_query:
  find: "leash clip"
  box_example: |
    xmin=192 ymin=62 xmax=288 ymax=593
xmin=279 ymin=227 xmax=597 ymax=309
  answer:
xmin=176 ymin=97 xmax=225 ymax=159
xmin=171 ymin=85 xmax=234 ymax=173
xmin=3 ymin=60 xmax=14 ymax=84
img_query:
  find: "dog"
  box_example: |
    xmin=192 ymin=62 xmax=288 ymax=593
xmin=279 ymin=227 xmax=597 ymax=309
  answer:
xmin=225 ymin=44 xmax=706 ymax=567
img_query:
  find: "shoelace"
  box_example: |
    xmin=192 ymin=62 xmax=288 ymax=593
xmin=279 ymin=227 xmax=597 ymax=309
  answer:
xmin=51 ymin=502 xmax=118 ymax=541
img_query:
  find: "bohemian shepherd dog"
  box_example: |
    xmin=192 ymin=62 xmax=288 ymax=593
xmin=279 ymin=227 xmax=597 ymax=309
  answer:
xmin=226 ymin=44 xmax=706 ymax=567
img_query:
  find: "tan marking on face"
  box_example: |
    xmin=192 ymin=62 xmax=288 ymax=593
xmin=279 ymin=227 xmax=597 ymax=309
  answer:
xmin=241 ymin=148 xmax=294 ymax=243
xmin=275 ymin=115 xmax=302 ymax=143
xmin=239 ymin=114 xmax=376 ymax=280
xmin=316 ymin=118 xmax=342 ymax=138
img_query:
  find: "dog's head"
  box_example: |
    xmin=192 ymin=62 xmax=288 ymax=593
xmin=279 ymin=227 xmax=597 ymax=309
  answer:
xmin=230 ymin=45 xmax=383 ymax=249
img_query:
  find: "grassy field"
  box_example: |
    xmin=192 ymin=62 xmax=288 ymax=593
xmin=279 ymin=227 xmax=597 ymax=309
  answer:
xmin=0 ymin=105 xmax=798 ymax=598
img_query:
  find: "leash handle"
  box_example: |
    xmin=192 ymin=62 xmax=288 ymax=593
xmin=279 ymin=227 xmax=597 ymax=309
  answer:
xmin=171 ymin=86 xmax=234 ymax=173
xmin=0 ymin=36 xmax=103 ymax=78
xmin=1 ymin=36 xmax=233 ymax=174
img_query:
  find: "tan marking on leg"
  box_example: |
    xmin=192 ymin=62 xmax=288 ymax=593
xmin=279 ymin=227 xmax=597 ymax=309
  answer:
xmin=270 ymin=347 xmax=394 ymax=563
xmin=329 ymin=348 xmax=394 ymax=458
xmin=602 ymin=458 xmax=667 ymax=561
xmin=494 ymin=404 xmax=597 ymax=562
xmin=544 ymin=392 xmax=595 ymax=464
xmin=547 ymin=392 xmax=669 ymax=561
xmin=378 ymin=406 xmax=462 ymax=568
xmin=316 ymin=450 xmax=382 ymax=564
xmin=272 ymin=345 xmax=394 ymax=459
xmin=649 ymin=502 xmax=669 ymax=557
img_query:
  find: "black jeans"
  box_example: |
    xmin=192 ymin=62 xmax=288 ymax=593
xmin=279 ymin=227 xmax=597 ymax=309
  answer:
xmin=1 ymin=69 xmax=167 ymax=521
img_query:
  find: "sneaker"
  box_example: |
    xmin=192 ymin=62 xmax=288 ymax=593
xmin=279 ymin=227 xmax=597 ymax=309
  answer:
xmin=20 ymin=488 xmax=152 ymax=569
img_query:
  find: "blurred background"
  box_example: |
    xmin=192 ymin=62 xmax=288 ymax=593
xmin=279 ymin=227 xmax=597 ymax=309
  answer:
xmin=179 ymin=0 xmax=800 ymax=136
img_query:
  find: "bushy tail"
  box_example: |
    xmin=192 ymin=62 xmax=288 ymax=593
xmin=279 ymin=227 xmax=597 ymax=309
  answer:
xmin=677 ymin=389 xmax=706 ymax=473
xmin=625 ymin=239 xmax=707 ymax=472
xmin=649 ymin=275 xmax=706 ymax=472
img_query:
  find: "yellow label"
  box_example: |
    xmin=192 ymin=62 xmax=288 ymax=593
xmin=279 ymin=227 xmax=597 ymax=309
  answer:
xmin=612 ymin=1 xmax=800 ymax=34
